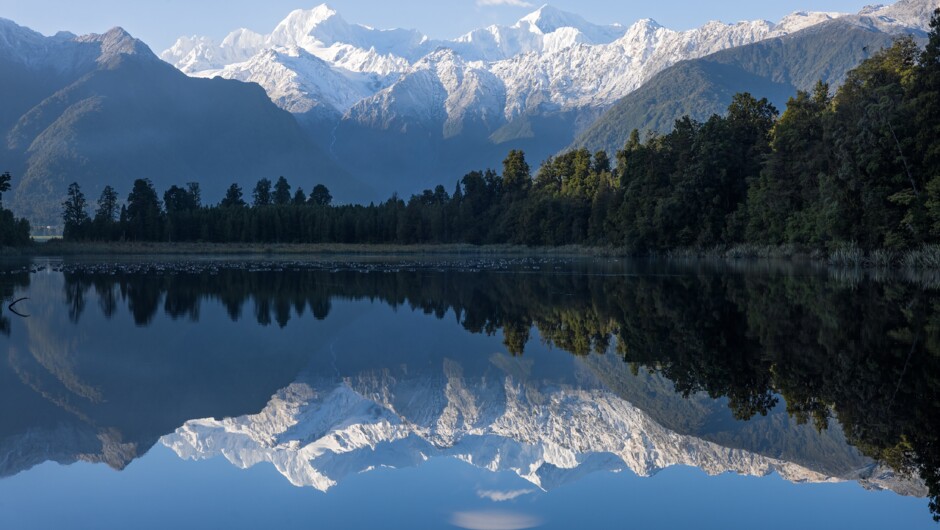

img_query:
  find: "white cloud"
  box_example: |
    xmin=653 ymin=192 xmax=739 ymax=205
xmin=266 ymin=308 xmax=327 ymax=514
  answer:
xmin=451 ymin=511 xmax=543 ymax=530
xmin=477 ymin=489 xmax=537 ymax=502
xmin=476 ymin=0 xmax=534 ymax=7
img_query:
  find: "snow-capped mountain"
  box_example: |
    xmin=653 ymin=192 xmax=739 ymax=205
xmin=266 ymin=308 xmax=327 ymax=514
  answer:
xmin=162 ymin=2 xmax=940 ymax=128
xmin=862 ymin=0 xmax=940 ymax=27
xmin=451 ymin=5 xmax=627 ymax=61
xmin=161 ymin=4 xmax=854 ymax=128
xmin=156 ymin=1 xmax=938 ymax=197
xmin=162 ymin=359 xmax=926 ymax=497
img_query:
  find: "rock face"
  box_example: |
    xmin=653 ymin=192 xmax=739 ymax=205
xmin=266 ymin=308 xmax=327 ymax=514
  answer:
xmin=158 ymin=1 xmax=939 ymax=197
xmin=0 ymin=19 xmax=362 ymax=226
xmin=162 ymin=356 xmax=927 ymax=497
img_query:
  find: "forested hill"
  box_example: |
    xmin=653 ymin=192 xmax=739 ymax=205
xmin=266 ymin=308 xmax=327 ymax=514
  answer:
xmin=571 ymin=18 xmax=916 ymax=156
xmin=0 ymin=20 xmax=363 ymax=228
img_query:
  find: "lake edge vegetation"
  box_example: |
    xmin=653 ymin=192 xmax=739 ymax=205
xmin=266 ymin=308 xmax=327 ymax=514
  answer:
xmin=0 ymin=171 xmax=31 ymax=249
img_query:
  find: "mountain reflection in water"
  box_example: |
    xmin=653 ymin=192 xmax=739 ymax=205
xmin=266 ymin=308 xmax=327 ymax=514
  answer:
xmin=1 ymin=257 xmax=938 ymax=523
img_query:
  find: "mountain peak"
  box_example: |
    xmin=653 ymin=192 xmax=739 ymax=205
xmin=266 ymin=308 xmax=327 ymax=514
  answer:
xmin=280 ymin=4 xmax=342 ymax=29
xmin=517 ymin=4 xmax=591 ymax=34
xmin=73 ymin=27 xmax=156 ymax=67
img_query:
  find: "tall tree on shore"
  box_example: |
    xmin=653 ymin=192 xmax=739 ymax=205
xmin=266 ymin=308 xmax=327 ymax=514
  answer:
xmin=95 ymin=186 xmax=119 ymax=223
xmin=91 ymin=185 xmax=120 ymax=240
xmin=62 ymin=182 xmax=90 ymax=240
xmin=292 ymin=187 xmax=307 ymax=206
xmin=309 ymin=184 xmax=332 ymax=206
xmin=0 ymin=171 xmax=11 ymax=208
xmin=918 ymin=9 xmax=940 ymax=238
xmin=253 ymin=178 xmax=272 ymax=207
xmin=221 ymin=183 xmax=246 ymax=208
xmin=502 ymin=150 xmax=531 ymax=197
xmin=0 ymin=172 xmax=30 ymax=246
xmin=126 ymin=179 xmax=162 ymax=241
xmin=273 ymin=176 xmax=292 ymax=206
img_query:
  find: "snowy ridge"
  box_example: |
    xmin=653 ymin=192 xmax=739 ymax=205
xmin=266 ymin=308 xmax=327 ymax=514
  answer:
xmin=161 ymin=360 xmax=926 ymax=496
xmin=160 ymin=1 xmax=937 ymax=136
xmin=861 ymin=0 xmax=940 ymax=28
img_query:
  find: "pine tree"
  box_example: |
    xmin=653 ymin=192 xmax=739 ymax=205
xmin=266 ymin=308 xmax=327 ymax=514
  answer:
xmin=221 ymin=183 xmax=246 ymax=208
xmin=502 ymin=150 xmax=531 ymax=196
xmin=252 ymin=178 xmax=272 ymax=207
xmin=273 ymin=176 xmax=292 ymax=206
xmin=293 ymin=188 xmax=307 ymax=206
xmin=0 ymin=171 xmax=11 ymax=208
xmin=62 ymin=182 xmax=90 ymax=240
xmin=95 ymin=186 xmax=119 ymax=223
xmin=309 ymin=184 xmax=332 ymax=206
xmin=126 ymin=179 xmax=162 ymax=241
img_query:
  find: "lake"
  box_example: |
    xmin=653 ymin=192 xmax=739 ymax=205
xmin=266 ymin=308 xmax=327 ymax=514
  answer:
xmin=0 ymin=255 xmax=937 ymax=529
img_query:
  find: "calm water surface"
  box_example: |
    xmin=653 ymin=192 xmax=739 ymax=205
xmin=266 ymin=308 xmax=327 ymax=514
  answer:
xmin=0 ymin=256 xmax=937 ymax=529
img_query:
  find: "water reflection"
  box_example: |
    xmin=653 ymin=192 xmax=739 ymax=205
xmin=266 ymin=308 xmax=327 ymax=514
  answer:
xmin=1 ymin=258 xmax=939 ymax=522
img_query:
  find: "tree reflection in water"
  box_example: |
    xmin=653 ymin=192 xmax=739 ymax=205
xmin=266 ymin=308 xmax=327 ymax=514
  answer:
xmin=7 ymin=258 xmax=940 ymax=520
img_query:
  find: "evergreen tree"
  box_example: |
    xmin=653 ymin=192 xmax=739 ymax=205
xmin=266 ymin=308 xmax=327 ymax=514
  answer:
xmin=593 ymin=150 xmax=611 ymax=175
xmin=221 ymin=183 xmax=246 ymax=208
xmin=502 ymin=150 xmax=531 ymax=196
xmin=90 ymin=185 xmax=120 ymax=241
xmin=918 ymin=9 xmax=940 ymax=237
xmin=62 ymin=182 xmax=90 ymax=240
xmin=293 ymin=188 xmax=307 ymax=206
xmin=830 ymin=37 xmax=921 ymax=248
xmin=309 ymin=184 xmax=332 ymax=206
xmin=273 ymin=176 xmax=292 ymax=206
xmin=0 ymin=171 xmax=10 ymax=208
xmin=253 ymin=178 xmax=272 ymax=207
xmin=95 ymin=186 xmax=119 ymax=223
xmin=126 ymin=179 xmax=162 ymax=241
xmin=187 ymin=182 xmax=202 ymax=208
xmin=0 ymin=172 xmax=30 ymax=246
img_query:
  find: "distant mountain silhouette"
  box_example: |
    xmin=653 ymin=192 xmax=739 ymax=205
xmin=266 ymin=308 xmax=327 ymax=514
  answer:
xmin=0 ymin=20 xmax=364 ymax=227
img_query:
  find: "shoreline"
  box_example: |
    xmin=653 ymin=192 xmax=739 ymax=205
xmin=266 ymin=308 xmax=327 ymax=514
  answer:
xmin=6 ymin=241 xmax=629 ymax=258
xmin=3 ymin=241 xmax=938 ymax=270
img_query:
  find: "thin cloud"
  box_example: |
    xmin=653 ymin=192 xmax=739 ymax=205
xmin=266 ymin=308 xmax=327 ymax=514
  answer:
xmin=450 ymin=510 xmax=543 ymax=530
xmin=477 ymin=489 xmax=537 ymax=502
xmin=477 ymin=0 xmax=535 ymax=7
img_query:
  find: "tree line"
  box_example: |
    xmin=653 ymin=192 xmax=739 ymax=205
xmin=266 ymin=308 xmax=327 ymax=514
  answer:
xmin=60 ymin=12 xmax=940 ymax=253
xmin=0 ymin=171 xmax=31 ymax=247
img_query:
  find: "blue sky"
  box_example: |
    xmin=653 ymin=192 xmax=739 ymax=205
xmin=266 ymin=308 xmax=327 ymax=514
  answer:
xmin=0 ymin=0 xmax=879 ymax=52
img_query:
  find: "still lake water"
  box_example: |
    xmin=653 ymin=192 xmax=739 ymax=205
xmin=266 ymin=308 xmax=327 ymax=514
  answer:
xmin=0 ymin=255 xmax=937 ymax=529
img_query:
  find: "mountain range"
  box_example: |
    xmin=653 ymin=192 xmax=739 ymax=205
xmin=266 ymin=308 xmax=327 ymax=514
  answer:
xmin=162 ymin=0 xmax=939 ymax=197
xmin=163 ymin=353 xmax=926 ymax=497
xmin=0 ymin=1 xmax=938 ymax=226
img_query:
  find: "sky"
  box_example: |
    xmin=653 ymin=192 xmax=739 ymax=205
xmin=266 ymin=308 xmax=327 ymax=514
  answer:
xmin=0 ymin=0 xmax=882 ymax=52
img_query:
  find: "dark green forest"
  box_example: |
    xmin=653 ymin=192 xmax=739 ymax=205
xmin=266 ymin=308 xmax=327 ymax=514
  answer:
xmin=0 ymin=171 xmax=30 ymax=247
xmin=56 ymin=12 xmax=940 ymax=258
xmin=47 ymin=260 xmax=940 ymax=520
